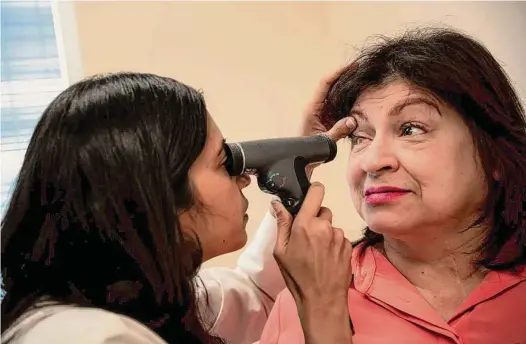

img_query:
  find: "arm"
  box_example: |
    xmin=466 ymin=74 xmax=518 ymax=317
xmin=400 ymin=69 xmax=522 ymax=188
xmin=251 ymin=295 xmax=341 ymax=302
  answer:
xmin=300 ymin=301 xmax=353 ymax=344
xmin=258 ymin=274 xmax=354 ymax=344
xmin=195 ymin=209 xmax=286 ymax=344
xmin=268 ymin=184 xmax=354 ymax=344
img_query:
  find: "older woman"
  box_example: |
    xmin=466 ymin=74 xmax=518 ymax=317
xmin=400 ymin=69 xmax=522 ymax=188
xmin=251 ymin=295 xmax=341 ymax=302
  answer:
xmin=259 ymin=28 xmax=526 ymax=344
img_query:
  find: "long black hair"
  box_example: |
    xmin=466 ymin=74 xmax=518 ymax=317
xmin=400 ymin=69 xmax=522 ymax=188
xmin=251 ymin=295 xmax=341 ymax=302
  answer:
xmin=1 ymin=72 xmax=224 ymax=343
xmin=322 ymin=27 xmax=526 ymax=271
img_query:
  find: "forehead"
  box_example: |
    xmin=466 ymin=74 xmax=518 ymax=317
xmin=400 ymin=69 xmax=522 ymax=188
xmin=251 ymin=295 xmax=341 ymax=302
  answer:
xmin=198 ymin=113 xmax=225 ymax=160
xmin=352 ymin=80 xmax=437 ymax=114
xmin=207 ymin=114 xmax=222 ymax=139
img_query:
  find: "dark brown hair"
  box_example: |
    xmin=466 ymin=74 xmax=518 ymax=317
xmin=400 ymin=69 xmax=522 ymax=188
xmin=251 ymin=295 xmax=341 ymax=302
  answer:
xmin=1 ymin=72 xmax=224 ymax=343
xmin=322 ymin=27 xmax=526 ymax=270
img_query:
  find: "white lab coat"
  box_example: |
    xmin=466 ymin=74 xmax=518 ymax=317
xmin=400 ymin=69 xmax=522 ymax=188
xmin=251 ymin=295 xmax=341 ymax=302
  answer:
xmin=2 ymin=211 xmax=284 ymax=344
xmin=197 ymin=210 xmax=284 ymax=344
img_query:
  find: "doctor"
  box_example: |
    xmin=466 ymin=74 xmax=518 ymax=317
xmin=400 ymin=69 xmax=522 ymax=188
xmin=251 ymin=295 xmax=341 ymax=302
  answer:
xmin=196 ymin=66 xmax=352 ymax=344
xmin=0 ymin=67 xmax=352 ymax=344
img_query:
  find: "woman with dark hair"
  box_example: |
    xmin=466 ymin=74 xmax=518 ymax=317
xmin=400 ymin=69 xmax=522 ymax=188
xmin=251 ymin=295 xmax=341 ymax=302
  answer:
xmin=0 ymin=72 xmax=355 ymax=343
xmin=260 ymin=27 xmax=526 ymax=344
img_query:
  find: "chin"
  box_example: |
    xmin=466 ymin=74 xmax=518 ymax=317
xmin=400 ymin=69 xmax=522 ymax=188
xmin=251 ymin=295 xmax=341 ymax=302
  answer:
xmin=226 ymin=228 xmax=248 ymax=253
xmin=363 ymin=213 xmax=414 ymax=236
xmin=235 ymin=230 xmax=249 ymax=250
xmin=202 ymin=234 xmax=247 ymax=262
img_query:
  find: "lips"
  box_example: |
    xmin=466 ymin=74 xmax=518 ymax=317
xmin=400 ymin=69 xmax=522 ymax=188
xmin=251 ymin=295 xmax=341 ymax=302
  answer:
xmin=365 ymin=186 xmax=410 ymax=196
xmin=364 ymin=186 xmax=411 ymax=205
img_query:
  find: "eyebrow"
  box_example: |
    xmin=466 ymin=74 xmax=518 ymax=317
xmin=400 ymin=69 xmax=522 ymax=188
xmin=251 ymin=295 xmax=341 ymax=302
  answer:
xmin=350 ymin=96 xmax=442 ymax=122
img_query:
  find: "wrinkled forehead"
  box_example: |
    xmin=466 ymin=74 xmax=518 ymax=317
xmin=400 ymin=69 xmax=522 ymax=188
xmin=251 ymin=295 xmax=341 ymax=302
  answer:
xmin=351 ymin=80 xmax=442 ymax=121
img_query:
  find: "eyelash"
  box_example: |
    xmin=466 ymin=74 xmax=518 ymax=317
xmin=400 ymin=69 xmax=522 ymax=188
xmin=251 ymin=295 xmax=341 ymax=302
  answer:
xmin=400 ymin=122 xmax=426 ymax=136
xmin=348 ymin=122 xmax=427 ymax=145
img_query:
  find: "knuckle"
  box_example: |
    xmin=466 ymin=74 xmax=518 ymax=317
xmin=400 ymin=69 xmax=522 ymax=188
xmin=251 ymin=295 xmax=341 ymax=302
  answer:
xmin=333 ymin=227 xmax=345 ymax=242
xmin=334 ymin=227 xmax=345 ymax=236
xmin=292 ymin=218 xmax=307 ymax=230
xmin=304 ymin=218 xmax=332 ymax=236
xmin=319 ymin=219 xmax=333 ymax=230
xmin=316 ymin=220 xmax=334 ymax=236
xmin=318 ymin=207 xmax=333 ymax=220
xmin=320 ymin=206 xmax=332 ymax=215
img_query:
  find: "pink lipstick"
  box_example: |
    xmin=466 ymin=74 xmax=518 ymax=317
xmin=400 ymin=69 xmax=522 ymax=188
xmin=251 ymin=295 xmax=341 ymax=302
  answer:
xmin=364 ymin=186 xmax=410 ymax=205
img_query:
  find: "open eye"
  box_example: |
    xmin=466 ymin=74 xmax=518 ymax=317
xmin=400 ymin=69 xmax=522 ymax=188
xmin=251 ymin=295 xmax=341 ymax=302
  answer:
xmin=348 ymin=134 xmax=370 ymax=147
xmin=401 ymin=123 xmax=426 ymax=136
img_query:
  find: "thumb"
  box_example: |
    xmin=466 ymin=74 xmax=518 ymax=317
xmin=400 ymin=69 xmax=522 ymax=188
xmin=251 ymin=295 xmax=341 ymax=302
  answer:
xmin=272 ymin=200 xmax=293 ymax=247
xmin=326 ymin=116 xmax=357 ymax=142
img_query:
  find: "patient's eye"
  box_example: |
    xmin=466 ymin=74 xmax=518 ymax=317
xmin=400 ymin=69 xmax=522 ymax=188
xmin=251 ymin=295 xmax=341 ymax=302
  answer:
xmin=400 ymin=123 xmax=426 ymax=136
xmin=348 ymin=133 xmax=371 ymax=147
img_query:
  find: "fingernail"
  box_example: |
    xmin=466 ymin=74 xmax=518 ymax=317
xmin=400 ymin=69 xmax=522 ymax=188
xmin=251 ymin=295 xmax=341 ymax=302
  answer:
xmin=345 ymin=118 xmax=355 ymax=128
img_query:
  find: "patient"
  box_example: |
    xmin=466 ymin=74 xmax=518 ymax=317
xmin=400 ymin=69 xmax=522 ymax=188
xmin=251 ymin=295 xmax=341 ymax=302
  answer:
xmin=259 ymin=28 xmax=526 ymax=344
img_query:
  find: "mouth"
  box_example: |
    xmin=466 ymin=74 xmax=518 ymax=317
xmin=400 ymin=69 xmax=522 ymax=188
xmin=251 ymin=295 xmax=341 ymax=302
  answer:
xmin=364 ymin=186 xmax=410 ymax=196
xmin=364 ymin=186 xmax=411 ymax=205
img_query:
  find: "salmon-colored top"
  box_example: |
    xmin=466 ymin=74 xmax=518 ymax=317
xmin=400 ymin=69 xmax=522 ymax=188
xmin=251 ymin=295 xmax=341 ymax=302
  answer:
xmin=259 ymin=245 xmax=526 ymax=344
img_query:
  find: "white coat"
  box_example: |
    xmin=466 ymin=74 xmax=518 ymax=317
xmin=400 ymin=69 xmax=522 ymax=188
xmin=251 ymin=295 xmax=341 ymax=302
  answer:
xmin=2 ymin=211 xmax=284 ymax=344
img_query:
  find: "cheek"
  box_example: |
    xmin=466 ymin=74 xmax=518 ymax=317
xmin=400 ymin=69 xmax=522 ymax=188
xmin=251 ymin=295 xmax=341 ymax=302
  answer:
xmin=195 ymin=172 xmax=232 ymax=204
xmin=201 ymin=175 xmax=244 ymax=223
xmin=347 ymin=152 xmax=365 ymax=187
xmin=346 ymin=155 xmax=364 ymax=211
xmin=398 ymin=137 xmax=466 ymax=189
xmin=407 ymin=137 xmax=485 ymax=207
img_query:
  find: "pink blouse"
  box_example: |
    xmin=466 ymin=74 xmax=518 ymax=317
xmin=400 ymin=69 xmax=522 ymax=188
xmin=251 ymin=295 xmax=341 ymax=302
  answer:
xmin=259 ymin=245 xmax=526 ymax=344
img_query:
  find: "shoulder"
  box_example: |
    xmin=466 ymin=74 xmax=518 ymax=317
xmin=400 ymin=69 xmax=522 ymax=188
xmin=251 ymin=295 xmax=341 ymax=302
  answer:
xmin=8 ymin=305 xmax=166 ymax=344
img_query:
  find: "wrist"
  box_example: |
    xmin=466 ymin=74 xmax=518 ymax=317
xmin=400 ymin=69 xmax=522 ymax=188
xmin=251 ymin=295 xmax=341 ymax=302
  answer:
xmin=301 ymin=298 xmax=349 ymax=320
xmin=300 ymin=304 xmax=352 ymax=344
xmin=299 ymin=296 xmax=349 ymax=326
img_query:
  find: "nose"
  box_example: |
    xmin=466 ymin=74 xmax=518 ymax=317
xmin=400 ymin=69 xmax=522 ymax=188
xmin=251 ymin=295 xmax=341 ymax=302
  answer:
xmin=236 ymin=174 xmax=251 ymax=189
xmin=360 ymin=137 xmax=399 ymax=177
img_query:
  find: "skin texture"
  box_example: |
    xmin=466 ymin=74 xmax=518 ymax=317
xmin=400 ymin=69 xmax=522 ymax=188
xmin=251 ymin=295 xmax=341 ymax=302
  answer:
xmin=347 ymin=80 xmax=490 ymax=320
xmin=179 ymin=114 xmax=251 ymax=261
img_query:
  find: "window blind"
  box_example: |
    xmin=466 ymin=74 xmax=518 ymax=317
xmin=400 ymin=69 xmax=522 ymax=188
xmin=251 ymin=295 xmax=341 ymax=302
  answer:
xmin=1 ymin=0 xmax=68 ymax=215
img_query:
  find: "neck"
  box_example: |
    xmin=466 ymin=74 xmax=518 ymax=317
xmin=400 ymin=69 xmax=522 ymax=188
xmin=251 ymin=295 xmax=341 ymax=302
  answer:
xmin=381 ymin=225 xmax=488 ymax=283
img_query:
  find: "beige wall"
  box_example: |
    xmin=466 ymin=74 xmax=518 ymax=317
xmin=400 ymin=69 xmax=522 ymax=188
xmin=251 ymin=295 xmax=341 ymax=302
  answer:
xmin=69 ymin=1 xmax=526 ymax=268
